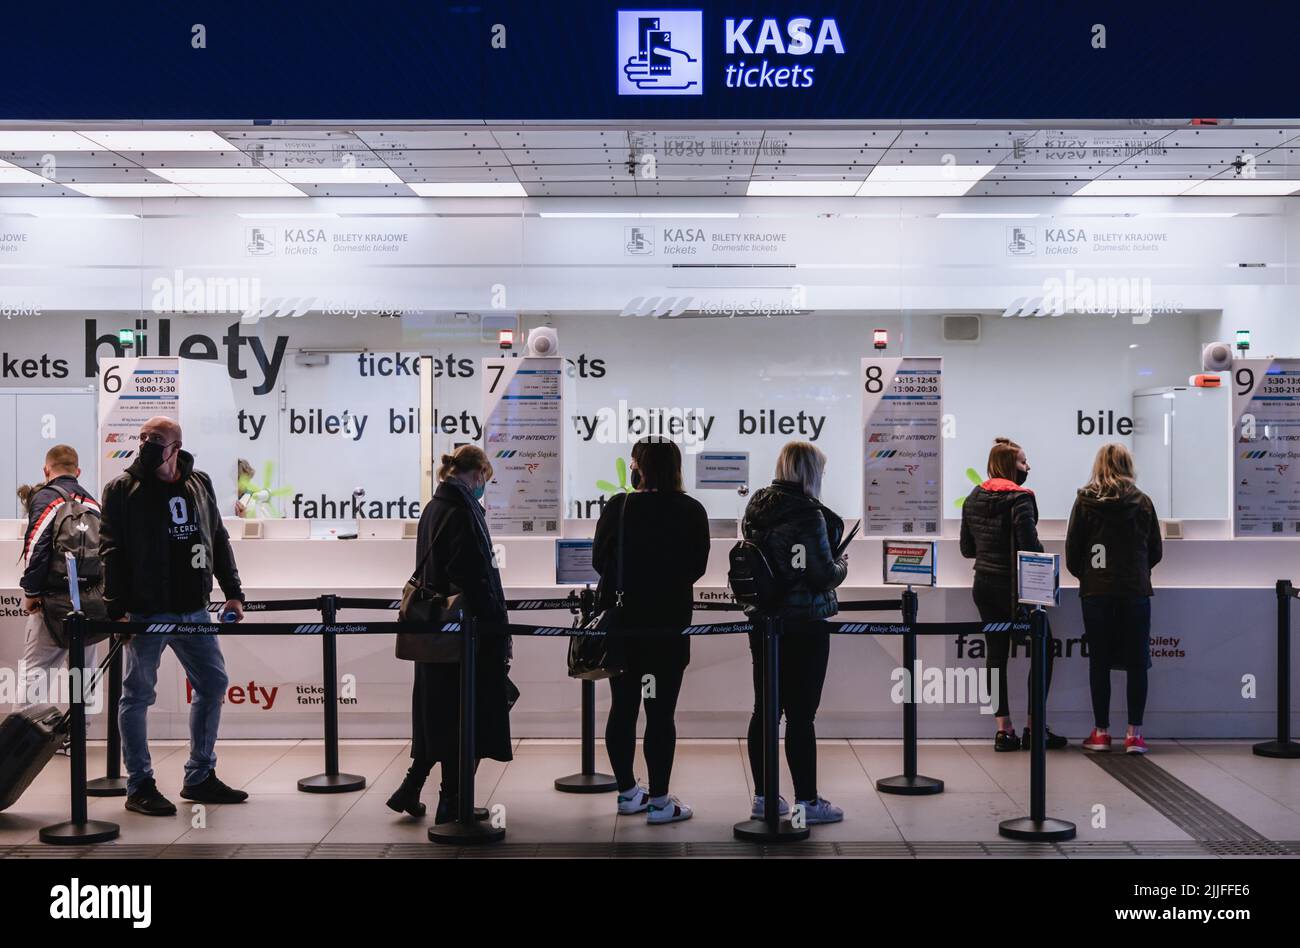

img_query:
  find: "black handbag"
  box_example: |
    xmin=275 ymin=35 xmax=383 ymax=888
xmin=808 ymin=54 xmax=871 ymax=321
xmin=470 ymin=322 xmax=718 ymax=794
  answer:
xmin=567 ymin=494 xmax=630 ymax=680
xmin=396 ymin=537 xmax=464 ymax=664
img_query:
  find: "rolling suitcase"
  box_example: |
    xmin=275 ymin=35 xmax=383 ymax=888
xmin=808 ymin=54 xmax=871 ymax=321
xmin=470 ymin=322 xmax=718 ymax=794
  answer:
xmin=0 ymin=636 xmax=123 ymax=812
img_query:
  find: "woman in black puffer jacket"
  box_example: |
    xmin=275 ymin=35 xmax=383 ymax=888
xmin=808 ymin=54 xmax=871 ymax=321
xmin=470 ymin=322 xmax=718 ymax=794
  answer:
xmin=739 ymin=441 xmax=847 ymax=825
xmin=960 ymin=436 xmax=1066 ymax=752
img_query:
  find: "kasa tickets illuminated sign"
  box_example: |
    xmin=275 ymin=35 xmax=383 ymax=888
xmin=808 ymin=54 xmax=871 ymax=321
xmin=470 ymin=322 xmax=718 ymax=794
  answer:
xmin=617 ymin=10 xmax=845 ymax=95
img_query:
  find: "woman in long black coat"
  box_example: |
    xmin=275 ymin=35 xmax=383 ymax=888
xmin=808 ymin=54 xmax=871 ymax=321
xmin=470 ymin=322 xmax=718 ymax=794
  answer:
xmin=387 ymin=445 xmax=513 ymax=822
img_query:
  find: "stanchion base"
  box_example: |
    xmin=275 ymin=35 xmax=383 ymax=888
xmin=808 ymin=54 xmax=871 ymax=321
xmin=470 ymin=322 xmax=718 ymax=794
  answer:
xmin=297 ymin=773 xmax=366 ymax=794
xmin=876 ymin=773 xmax=945 ymax=796
xmin=428 ymin=819 xmax=505 ymax=845
xmin=732 ymin=818 xmax=810 ymax=843
xmin=554 ymin=772 xmax=619 ymax=794
xmin=85 ymin=776 xmax=129 ymax=797
xmin=1252 ymin=740 xmax=1300 ymax=759
xmin=998 ymin=816 xmax=1077 ymax=842
xmin=39 ymin=819 xmax=120 ymax=845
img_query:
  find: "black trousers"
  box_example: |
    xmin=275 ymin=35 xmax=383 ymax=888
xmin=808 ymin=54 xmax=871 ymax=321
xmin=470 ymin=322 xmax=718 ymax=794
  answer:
xmin=1081 ymin=594 xmax=1151 ymax=728
xmin=972 ymin=572 xmax=1055 ymax=720
xmin=746 ymin=623 xmax=831 ymax=803
xmin=605 ymin=637 xmax=689 ymax=797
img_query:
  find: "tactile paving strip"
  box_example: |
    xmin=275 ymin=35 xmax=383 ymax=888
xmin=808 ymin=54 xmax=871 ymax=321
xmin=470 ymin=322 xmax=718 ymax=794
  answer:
xmin=1085 ymin=754 xmax=1270 ymax=842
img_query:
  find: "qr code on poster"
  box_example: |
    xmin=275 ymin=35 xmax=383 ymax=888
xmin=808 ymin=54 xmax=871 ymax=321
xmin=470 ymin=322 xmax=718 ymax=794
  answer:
xmin=545 ymin=520 xmax=558 ymax=532
xmin=522 ymin=521 xmax=534 ymax=532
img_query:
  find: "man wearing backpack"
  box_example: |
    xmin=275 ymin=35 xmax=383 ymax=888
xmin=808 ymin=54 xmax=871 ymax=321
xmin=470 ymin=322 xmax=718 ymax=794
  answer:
xmin=100 ymin=415 xmax=248 ymax=816
xmin=18 ymin=444 xmax=104 ymax=712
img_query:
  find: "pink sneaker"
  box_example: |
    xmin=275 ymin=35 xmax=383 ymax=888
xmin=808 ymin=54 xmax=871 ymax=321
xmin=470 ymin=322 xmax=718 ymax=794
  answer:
xmin=1124 ymin=734 xmax=1149 ymax=754
xmin=1083 ymin=728 xmax=1112 ymax=752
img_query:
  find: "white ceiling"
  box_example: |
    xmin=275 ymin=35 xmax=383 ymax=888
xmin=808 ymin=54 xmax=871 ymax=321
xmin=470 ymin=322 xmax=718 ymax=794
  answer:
xmin=2 ymin=121 xmax=1300 ymax=198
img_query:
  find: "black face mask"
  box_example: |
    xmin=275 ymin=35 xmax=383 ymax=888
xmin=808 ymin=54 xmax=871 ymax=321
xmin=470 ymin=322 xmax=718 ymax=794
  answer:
xmin=138 ymin=440 xmax=167 ymax=472
xmin=1014 ymin=467 xmax=1028 ymax=486
xmin=630 ymin=468 xmax=643 ymax=490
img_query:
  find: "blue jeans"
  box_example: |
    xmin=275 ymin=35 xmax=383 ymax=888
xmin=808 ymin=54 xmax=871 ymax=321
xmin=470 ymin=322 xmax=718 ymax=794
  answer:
xmin=120 ymin=609 xmax=228 ymax=796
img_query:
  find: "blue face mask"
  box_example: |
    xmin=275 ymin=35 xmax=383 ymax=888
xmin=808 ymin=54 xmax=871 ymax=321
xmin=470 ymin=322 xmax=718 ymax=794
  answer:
xmin=473 ymin=482 xmax=486 ymax=500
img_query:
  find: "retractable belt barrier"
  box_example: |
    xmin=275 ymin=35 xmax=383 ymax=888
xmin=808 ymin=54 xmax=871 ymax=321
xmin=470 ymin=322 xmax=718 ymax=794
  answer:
xmin=51 ymin=598 xmax=1050 ymax=848
xmin=1253 ymin=579 xmax=1300 ymax=759
xmin=95 ymin=618 xmax=1031 ymax=638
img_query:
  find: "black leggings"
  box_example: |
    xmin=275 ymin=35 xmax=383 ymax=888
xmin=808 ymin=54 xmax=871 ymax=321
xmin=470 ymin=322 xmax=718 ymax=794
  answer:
xmin=746 ymin=625 xmax=831 ymax=803
xmin=972 ymin=573 xmax=1055 ymax=720
xmin=605 ymin=638 xmax=689 ymax=797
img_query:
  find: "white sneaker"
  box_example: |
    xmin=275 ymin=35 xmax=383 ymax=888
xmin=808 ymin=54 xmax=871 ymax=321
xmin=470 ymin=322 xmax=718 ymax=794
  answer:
xmin=616 ymin=783 xmax=650 ymax=815
xmin=750 ymin=794 xmax=791 ymax=819
xmin=796 ymin=797 xmax=844 ymax=825
xmin=646 ymin=796 xmax=693 ymax=824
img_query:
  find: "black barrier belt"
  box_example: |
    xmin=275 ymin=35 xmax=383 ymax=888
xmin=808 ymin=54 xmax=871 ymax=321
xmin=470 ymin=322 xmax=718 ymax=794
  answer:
xmin=331 ymin=596 xmax=905 ymax=613
xmin=92 ymin=618 xmax=1027 ymax=639
xmin=206 ymin=598 xmax=323 ymax=613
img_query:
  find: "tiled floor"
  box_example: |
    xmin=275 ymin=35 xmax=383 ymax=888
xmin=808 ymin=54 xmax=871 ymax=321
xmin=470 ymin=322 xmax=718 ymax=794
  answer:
xmin=3 ymin=738 xmax=1299 ymax=856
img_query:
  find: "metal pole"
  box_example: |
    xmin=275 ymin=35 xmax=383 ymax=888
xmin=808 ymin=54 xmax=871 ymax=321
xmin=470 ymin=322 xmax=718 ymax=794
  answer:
xmin=40 ymin=613 xmax=119 ymax=844
xmin=86 ymin=641 xmax=126 ymax=796
xmin=555 ymin=587 xmax=616 ymax=793
xmin=1254 ymin=580 xmax=1300 ymax=758
xmin=298 ymin=594 xmax=365 ymax=792
xmin=876 ymin=587 xmax=943 ymax=795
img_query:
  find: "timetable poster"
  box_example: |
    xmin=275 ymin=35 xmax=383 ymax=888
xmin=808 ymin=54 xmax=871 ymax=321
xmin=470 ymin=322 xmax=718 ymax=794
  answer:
xmin=862 ymin=357 xmax=943 ymax=536
xmin=481 ymin=357 xmax=563 ymax=536
xmin=1231 ymin=357 xmax=1300 ymax=537
xmin=97 ymin=357 xmax=181 ymax=493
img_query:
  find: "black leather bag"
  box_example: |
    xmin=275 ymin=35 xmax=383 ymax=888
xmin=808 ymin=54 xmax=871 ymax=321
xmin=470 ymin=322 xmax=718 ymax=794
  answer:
xmin=396 ymin=541 xmax=464 ymax=664
xmin=568 ymin=495 xmax=629 ymax=680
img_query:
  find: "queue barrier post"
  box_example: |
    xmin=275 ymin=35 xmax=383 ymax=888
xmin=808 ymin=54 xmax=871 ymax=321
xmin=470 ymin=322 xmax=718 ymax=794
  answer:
xmin=876 ymin=587 xmax=944 ymax=796
xmin=39 ymin=612 xmax=120 ymax=845
xmin=298 ymin=594 xmax=366 ymax=793
xmin=554 ymin=588 xmax=618 ymax=794
xmin=998 ymin=606 xmax=1076 ymax=842
xmin=733 ymin=615 xmax=809 ymax=843
xmin=84 ymin=642 xmax=127 ymax=797
xmin=1253 ymin=579 xmax=1300 ymax=759
xmin=430 ymin=616 xmax=505 ymax=844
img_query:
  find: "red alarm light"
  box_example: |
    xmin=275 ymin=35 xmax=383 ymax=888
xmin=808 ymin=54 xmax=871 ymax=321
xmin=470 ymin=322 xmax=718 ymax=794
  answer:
xmin=873 ymin=329 xmax=888 ymax=350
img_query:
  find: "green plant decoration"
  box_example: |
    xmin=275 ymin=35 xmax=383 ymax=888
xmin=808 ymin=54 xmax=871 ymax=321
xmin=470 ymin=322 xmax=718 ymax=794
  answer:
xmin=952 ymin=467 xmax=983 ymax=508
xmin=594 ymin=456 xmax=634 ymax=495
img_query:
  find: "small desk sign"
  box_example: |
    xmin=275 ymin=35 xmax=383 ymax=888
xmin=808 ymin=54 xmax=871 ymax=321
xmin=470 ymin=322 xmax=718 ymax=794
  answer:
xmin=1016 ymin=552 xmax=1060 ymax=607
xmin=882 ymin=539 xmax=936 ymax=587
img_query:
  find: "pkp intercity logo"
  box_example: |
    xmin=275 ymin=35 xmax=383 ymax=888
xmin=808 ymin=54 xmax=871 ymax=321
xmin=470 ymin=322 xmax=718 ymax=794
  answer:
xmin=617 ymin=10 xmax=703 ymax=95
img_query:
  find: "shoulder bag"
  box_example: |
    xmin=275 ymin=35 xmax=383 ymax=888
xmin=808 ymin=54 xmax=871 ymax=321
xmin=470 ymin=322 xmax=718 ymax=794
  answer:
xmin=567 ymin=494 xmax=630 ymax=680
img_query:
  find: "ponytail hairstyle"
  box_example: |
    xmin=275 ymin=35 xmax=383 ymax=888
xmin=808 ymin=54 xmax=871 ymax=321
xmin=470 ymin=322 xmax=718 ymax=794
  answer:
xmin=986 ymin=436 xmax=1022 ymax=481
xmin=1082 ymin=442 xmax=1136 ymax=499
xmin=437 ymin=444 xmax=494 ymax=483
xmin=16 ymin=483 xmax=38 ymax=513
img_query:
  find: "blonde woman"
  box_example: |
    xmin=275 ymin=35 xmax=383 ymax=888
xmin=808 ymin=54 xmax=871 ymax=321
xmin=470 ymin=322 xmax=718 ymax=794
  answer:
xmin=1066 ymin=443 xmax=1162 ymax=754
xmin=738 ymin=441 xmax=847 ymax=825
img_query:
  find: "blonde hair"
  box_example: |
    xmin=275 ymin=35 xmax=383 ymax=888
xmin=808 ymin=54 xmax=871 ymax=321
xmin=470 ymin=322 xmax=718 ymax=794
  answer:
xmin=437 ymin=445 xmax=494 ymax=483
xmin=987 ymin=436 xmax=1022 ymax=481
xmin=1082 ymin=443 xmax=1135 ymax=499
xmin=775 ymin=441 xmax=827 ymax=499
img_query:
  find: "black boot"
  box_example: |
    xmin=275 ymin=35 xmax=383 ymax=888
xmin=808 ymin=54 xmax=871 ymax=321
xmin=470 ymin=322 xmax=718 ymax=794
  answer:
xmin=386 ymin=766 xmax=429 ymax=818
xmin=434 ymin=793 xmax=491 ymax=825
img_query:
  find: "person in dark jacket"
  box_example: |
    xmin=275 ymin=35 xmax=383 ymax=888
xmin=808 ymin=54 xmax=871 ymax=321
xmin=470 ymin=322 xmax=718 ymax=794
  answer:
xmin=387 ymin=445 xmax=513 ymax=823
xmin=739 ymin=441 xmax=847 ymax=825
xmin=101 ymin=416 xmax=248 ymax=815
xmin=1066 ymin=443 xmax=1162 ymax=755
xmin=592 ymin=437 xmax=710 ymax=825
xmin=16 ymin=445 xmax=101 ymax=710
xmin=959 ymin=436 xmax=1066 ymax=751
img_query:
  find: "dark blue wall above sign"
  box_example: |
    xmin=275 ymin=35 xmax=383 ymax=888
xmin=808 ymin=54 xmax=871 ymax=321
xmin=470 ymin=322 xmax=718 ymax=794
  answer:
xmin=1 ymin=1 xmax=1296 ymax=121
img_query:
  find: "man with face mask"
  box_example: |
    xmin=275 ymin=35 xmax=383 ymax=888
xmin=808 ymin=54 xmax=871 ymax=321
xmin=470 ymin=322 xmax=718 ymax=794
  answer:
xmin=100 ymin=415 xmax=248 ymax=816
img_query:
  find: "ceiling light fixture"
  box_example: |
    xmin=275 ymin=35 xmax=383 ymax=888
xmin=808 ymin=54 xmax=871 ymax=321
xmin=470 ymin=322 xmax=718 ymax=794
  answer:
xmin=408 ymin=182 xmax=527 ymax=197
